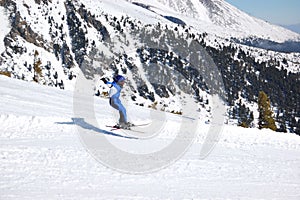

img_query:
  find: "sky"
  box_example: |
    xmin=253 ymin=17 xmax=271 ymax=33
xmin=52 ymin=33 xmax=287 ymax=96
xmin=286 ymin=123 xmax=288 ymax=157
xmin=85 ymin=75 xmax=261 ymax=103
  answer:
xmin=225 ymin=0 xmax=300 ymax=25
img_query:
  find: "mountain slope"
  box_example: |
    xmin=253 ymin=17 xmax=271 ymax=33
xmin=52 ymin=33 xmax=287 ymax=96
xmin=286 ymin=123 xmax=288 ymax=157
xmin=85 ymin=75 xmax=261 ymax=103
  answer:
xmin=0 ymin=6 xmax=11 ymax=53
xmin=126 ymin=0 xmax=300 ymax=42
xmin=0 ymin=0 xmax=300 ymax=134
xmin=1 ymin=75 xmax=300 ymax=199
xmin=283 ymin=23 xmax=300 ymax=34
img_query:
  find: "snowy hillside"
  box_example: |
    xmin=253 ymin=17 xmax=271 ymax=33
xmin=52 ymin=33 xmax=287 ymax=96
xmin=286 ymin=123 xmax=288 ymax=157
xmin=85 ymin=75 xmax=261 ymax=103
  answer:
xmin=0 ymin=6 xmax=11 ymax=53
xmin=284 ymin=23 xmax=300 ymax=34
xmin=1 ymin=74 xmax=300 ymax=199
xmin=0 ymin=0 xmax=300 ymax=134
xmin=126 ymin=0 xmax=300 ymax=42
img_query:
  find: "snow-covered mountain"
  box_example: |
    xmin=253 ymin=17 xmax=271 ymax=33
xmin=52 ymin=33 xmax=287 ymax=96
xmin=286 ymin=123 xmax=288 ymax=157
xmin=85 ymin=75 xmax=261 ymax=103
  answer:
xmin=0 ymin=0 xmax=299 ymax=134
xmin=126 ymin=0 xmax=300 ymax=42
xmin=283 ymin=23 xmax=300 ymax=34
xmin=1 ymin=1 xmax=300 ymax=198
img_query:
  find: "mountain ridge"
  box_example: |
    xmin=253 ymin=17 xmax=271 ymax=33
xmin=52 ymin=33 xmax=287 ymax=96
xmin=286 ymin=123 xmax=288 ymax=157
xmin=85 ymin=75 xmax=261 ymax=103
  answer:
xmin=282 ymin=23 xmax=300 ymax=34
xmin=126 ymin=0 xmax=300 ymax=42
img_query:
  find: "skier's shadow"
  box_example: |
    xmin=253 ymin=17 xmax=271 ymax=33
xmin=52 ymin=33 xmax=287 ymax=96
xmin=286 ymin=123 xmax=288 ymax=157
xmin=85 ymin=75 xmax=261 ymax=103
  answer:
xmin=56 ymin=118 xmax=137 ymax=139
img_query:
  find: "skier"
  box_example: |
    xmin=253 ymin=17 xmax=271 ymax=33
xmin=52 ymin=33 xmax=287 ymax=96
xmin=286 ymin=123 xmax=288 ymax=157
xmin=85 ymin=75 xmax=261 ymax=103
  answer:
xmin=101 ymin=75 xmax=133 ymax=129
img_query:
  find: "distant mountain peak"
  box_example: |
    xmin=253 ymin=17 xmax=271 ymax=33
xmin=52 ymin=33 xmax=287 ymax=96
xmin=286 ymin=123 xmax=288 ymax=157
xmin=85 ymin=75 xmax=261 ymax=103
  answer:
xmin=128 ymin=0 xmax=300 ymax=42
xmin=282 ymin=23 xmax=300 ymax=34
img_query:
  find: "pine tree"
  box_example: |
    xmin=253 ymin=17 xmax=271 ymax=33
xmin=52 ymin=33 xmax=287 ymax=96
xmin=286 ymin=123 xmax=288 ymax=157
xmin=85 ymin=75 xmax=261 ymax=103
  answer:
xmin=236 ymin=100 xmax=254 ymax=128
xmin=258 ymin=91 xmax=277 ymax=131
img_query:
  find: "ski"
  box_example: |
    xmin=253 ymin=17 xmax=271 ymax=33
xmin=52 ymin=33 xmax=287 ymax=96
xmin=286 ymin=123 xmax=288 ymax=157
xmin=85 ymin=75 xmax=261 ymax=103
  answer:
xmin=106 ymin=125 xmax=122 ymax=131
xmin=106 ymin=125 xmax=146 ymax=133
xmin=106 ymin=122 xmax=150 ymax=129
xmin=132 ymin=122 xmax=151 ymax=127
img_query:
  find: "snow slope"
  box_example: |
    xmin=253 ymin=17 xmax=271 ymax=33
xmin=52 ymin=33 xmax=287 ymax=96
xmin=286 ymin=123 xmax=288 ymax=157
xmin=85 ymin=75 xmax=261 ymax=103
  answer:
xmin=1 ymin=75 xmax=300 ymax=199
xmin=125 ymin=0 xmax=300 ymax=42
xmin=0 ymin=6 xmax=11 ymax=53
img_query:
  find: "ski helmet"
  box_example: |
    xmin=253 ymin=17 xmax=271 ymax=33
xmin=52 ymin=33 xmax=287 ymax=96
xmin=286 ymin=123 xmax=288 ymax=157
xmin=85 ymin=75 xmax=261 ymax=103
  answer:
xmin=113 ymin=75 xmax=126 ymax=83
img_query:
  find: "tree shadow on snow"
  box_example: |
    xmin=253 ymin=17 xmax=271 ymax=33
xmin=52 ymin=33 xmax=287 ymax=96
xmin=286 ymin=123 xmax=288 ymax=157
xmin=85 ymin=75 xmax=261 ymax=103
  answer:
xmin=56 ymin=118 xmax=137 ymax=140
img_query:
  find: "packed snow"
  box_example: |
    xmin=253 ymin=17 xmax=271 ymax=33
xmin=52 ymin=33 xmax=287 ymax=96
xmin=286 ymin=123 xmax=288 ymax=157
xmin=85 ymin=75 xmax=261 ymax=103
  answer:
xmin=1 ymin=75 xmax=300 ymax=199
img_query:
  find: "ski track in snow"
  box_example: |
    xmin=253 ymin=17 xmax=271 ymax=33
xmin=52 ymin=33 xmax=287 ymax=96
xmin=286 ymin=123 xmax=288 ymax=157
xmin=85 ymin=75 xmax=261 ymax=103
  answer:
xmin=0 ymin=76 xmax=300 ymax=199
